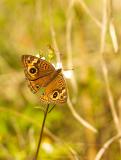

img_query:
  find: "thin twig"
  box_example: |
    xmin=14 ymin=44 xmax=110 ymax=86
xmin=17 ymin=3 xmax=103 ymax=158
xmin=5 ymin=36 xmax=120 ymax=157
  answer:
xmin=66 ymin=0 xmax=78 ymax=95
xmin=49 ymin=3 xmax=61 ymax=64
xmin=49 ymin=4 xmax=97 ymax=133
xmin=67 ymin=98 xmax=97 ymax=133
xmin=33 ymin=104 xmax=50 ymax=160
xmin=76 ymin=0 xmax=119 ymax=53
xmin=50 ymin=24 xmax=61 ymax=64
xmin=109 ymin=21 xmax=119 ymax=53
xmin=118 ymin=98 xmax=121 ymax=130
xmin=68 ymin=146 xmax=79 ymax=160
xmin=76 ymin=0 xmax=101 ymax=27
xmin=100 ymin=0 xmax=108 ymax=54
xmin=101 ymin=59 xmax=120 ymax=133
xmin=108 ymin=0 xmax=119 ymax=53
xmin=95 ymin=134 xmax=121 ymax=160
xmin=66 ymin=0 xmax=74 ymax=68
xmin=100 ymin=0 xmax=121 ymax=148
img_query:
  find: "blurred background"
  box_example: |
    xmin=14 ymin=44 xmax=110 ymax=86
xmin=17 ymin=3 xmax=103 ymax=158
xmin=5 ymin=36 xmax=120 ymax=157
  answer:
xmin=0 ymin=0 xmax=121 ymax=159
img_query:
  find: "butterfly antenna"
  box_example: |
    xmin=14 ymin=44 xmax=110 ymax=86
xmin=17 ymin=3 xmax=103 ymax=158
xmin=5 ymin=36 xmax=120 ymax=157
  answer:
xmin=33 ymin=103 xmax=50 ymax=160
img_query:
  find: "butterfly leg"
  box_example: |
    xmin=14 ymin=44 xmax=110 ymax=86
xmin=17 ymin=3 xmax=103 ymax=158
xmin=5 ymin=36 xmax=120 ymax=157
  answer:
xmin=48 ymin=104 xmax=56 ymax=113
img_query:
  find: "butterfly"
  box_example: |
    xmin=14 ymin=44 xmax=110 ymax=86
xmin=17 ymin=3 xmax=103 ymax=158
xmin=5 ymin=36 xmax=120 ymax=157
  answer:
xmin=21 ymin=55 xmax=67 ymax=104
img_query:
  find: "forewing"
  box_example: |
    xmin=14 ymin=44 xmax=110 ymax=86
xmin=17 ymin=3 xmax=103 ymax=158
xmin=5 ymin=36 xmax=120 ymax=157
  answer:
xmin=21 ymin=55 xmax=55 ymax=81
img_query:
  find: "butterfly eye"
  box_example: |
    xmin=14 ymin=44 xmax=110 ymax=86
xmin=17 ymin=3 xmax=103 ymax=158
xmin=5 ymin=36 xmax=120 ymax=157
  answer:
xmin=52 ymin=91 xmax=59 ymax=99
xmin=29 ymin=67 xmax=37 ymax=74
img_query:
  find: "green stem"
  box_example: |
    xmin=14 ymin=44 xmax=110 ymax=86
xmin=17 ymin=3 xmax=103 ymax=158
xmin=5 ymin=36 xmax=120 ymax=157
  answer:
xmin=33 ymin=104 xmax=50 ymax=160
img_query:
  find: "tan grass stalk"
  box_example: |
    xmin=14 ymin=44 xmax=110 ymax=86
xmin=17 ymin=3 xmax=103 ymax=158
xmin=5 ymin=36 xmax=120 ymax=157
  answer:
xmin=66 ymin=0 xmax=78 ymax=95
xmin=67 ymin=98 xmax=97 ymax=133
xmin=76 ymin=0 xmax=101 ymax=27
xmin=76 ymin=0 xmax=119 ymax=53
xmin=49 ymin=7 xmax=97 ymax=133
xmin=100 ymin=0 xmax=121 ymax=148
xmin=95 ymin=134 xmax=121 ymax=160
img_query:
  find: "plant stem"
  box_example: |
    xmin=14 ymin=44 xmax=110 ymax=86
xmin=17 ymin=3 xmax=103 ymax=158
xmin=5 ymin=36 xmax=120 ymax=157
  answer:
xmin=33 ymin=104 xmax=50 ymax=160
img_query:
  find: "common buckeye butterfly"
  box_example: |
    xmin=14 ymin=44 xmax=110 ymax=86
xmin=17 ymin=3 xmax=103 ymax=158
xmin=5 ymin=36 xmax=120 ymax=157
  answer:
xmin=21 ymin=55 xmax=67 ymax=104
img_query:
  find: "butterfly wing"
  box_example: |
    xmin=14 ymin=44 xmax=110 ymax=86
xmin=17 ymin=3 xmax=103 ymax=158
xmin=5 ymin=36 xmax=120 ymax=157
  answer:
xmin=38 ymin=73 xmax=67 ymax=104
xmin=21 ymin=55 xmax=55 ymax=81
xmin=26 ymin=72 xmax=58 ymax=93
xmin=22 ymin=55 xmax=67 ymax=104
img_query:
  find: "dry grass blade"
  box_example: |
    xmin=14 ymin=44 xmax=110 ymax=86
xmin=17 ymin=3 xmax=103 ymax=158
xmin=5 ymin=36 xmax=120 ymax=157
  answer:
xmin=109 ymin=20 xmax=119 ymax=53
xmin=108 ymin=0 xmax=119 ymax=53
xmin=66 ymin=0 xmax=78 ymax=95
xmin=95 ymin=134 xmax=121 ymax=160
xmin=76 ymin=0 xmax=101 ymax=27
xmin=100 ymin=0 xmax=121 ymax=148
xmin=67 ymin=98 xmax=97 ymax=133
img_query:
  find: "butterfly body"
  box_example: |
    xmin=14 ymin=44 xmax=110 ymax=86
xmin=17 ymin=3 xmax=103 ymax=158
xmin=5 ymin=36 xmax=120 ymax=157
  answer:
xmin=22 ymin=55 xmax=67 ymax=104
